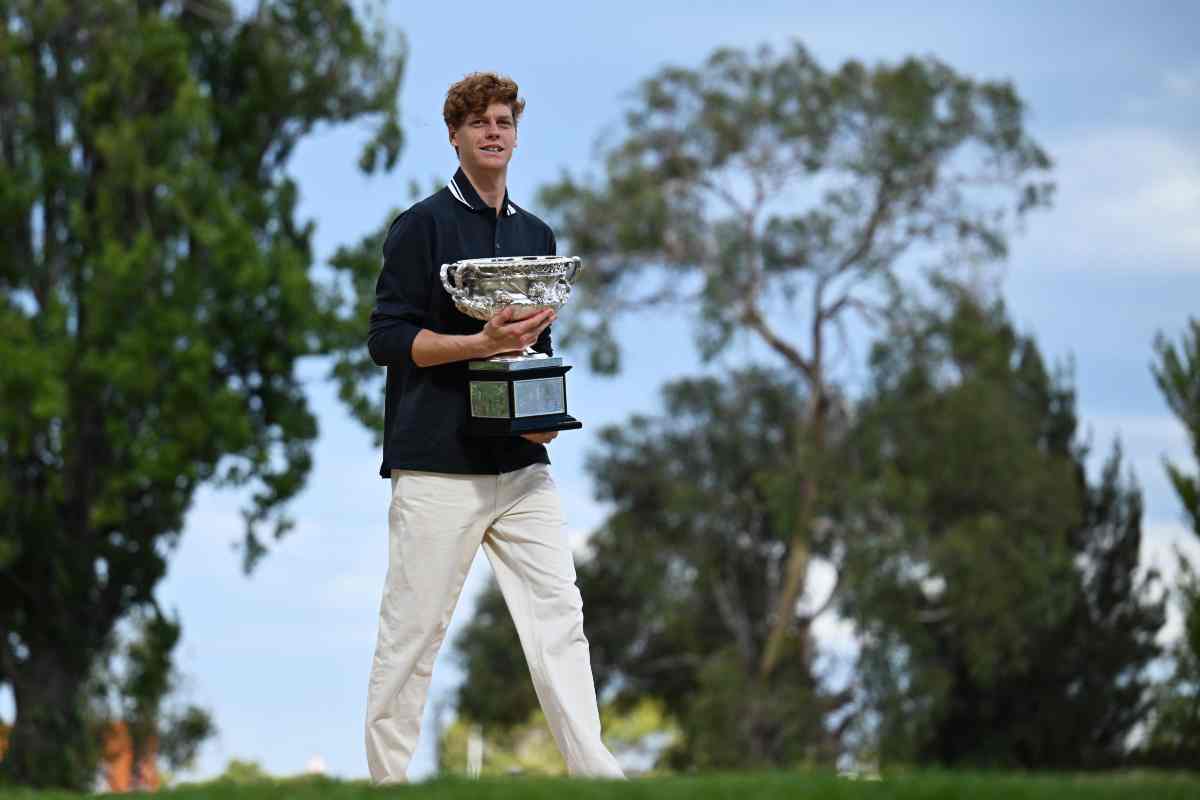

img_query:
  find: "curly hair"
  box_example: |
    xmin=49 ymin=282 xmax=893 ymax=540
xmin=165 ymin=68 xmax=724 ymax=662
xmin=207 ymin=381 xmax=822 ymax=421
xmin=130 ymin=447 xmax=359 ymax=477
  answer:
xmin=443 ymin=72 xmax=526 ymax=131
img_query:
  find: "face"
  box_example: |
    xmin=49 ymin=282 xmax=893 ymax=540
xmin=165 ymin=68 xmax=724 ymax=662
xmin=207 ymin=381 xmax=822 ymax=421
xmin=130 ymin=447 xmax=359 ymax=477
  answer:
xmin=450 ymin=101 xmax=517 ymax=174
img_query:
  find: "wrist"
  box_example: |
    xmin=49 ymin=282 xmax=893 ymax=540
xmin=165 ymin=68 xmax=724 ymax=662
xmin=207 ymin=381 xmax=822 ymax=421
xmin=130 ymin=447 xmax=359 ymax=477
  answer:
xmin=469 ymin=332 xmax=495 ymax=360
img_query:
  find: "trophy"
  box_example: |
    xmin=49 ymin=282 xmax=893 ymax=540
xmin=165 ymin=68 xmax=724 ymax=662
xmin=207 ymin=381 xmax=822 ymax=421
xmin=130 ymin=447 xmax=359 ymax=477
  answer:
xmin=439 ymin=255 xmax=584 ymax=436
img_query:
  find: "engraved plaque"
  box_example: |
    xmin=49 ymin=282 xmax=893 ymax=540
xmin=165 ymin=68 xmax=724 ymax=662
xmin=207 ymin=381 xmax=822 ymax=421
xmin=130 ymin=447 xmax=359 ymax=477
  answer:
xmin=470 ymin=381 xmax=510 ymax=419
xmin=513 ymin=377 xmax=566 ymax=418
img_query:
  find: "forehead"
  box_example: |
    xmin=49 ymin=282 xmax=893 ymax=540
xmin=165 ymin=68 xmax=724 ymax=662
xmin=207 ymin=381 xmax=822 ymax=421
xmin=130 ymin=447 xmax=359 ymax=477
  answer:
xmin=465 ymin=102 xmax=514 ymax=121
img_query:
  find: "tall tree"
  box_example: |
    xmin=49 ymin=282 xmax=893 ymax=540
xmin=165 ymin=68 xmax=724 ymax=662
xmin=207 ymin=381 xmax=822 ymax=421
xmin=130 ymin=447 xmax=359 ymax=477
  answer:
xmin=536 ymin=41 xmax=1053 ymax=681
xmin=1145 ymin=318 xmax=1200 ymax=764
xmin=840 ymin=284 xmax=1165 ymax=767
xmin=454 ymin=370 xmax=853 ymax=767
xmin=0 ymin=0 xmax=403 ymax=786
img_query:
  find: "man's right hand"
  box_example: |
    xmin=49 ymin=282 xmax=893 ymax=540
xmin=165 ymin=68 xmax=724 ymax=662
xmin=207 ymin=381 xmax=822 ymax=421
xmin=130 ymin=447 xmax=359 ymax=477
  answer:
xmin=478 ymin=306 xmax=555 ymax=358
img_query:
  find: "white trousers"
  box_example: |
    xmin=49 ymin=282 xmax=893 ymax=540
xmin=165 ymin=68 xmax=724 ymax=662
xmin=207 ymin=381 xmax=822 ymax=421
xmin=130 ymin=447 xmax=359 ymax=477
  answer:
xmin=364 ymin=463 xmax=625 ymax=783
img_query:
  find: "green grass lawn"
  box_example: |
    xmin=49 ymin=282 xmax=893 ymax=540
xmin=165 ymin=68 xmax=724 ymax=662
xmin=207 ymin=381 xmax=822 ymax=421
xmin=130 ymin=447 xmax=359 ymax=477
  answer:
xmin=3 ymin=771 xmax=1198 ymax=799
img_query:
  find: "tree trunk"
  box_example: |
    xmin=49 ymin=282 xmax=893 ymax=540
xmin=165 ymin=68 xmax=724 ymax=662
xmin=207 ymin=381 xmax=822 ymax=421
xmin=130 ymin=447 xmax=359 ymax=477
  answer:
xmin=758 ymin=515 xmax=813 ymax=680
xmin=2 ymin=648 xmax=98 ymax=790
xmin=759 ymin=393 xmax=825 ymax=680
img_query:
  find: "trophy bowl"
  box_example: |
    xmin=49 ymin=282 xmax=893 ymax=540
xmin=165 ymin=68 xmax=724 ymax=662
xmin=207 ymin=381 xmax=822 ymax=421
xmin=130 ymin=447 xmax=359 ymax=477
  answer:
xmin=439 ymin=255 xmax=582 ymax=322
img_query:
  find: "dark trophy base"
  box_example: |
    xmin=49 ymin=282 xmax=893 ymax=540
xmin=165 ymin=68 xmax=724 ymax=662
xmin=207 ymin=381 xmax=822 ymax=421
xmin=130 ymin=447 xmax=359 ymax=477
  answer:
xmin=467 ymin=357 xmax=583 ymax=437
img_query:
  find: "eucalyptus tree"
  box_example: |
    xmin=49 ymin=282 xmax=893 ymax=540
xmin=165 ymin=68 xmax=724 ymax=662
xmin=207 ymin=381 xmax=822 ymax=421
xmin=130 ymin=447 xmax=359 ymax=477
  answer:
xmin=536 ymin=42 xmax=1053 ymax=681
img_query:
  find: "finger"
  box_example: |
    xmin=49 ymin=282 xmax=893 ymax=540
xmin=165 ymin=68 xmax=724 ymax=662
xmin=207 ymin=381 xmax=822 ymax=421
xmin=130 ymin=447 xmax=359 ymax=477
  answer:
xmin=522 ymin=323 xmax=550 ymax=346
xmin=511 ymin=308 xmax=553 ymax=335
xmin=528 ymin=312 xmax=556 ymax=338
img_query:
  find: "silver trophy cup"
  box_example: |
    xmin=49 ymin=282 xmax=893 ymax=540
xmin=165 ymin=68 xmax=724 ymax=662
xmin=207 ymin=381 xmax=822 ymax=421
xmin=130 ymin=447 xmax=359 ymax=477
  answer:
xmin=440 ymin=255 xmax=584 ymax=436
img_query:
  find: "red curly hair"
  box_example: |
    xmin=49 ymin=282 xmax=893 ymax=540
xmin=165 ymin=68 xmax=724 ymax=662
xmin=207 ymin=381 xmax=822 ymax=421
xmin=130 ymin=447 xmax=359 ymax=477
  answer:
xmin=443 ymin=72 xmax=526 ymax=131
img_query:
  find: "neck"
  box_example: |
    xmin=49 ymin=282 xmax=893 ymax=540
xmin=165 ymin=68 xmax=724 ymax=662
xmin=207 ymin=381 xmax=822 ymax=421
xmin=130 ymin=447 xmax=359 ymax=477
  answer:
xmin=459 ymin=162 xmax=507 ymax=213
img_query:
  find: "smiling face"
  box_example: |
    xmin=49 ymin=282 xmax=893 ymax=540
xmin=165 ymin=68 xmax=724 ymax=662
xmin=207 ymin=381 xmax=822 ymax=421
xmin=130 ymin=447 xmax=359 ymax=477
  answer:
xmin=450 ymin=102 xmax=517 ymax=176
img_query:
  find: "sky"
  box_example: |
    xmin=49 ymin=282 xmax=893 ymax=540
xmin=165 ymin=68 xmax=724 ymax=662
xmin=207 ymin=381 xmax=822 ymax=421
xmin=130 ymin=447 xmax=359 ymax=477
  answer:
xmin=13 ymin=0 xmax=1199 ymax=783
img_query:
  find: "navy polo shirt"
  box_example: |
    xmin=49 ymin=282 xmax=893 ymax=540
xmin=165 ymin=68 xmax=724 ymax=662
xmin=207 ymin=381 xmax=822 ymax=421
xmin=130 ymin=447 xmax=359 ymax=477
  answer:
xmin=367 ymin=167 xmax=557 ymax=477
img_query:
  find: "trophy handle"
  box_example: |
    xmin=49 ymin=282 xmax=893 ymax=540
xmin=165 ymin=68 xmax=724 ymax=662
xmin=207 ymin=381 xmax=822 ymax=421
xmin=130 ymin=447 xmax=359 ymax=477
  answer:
xmin=440 ymin=262 xmax=476 ymax=301
xmin=565 ymin=257 xmax=582 ymax=284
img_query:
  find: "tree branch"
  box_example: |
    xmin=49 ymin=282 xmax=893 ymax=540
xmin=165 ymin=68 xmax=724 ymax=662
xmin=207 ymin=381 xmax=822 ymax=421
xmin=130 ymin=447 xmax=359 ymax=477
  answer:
xmin=835 ymin=174 xmax=893 ymax=274
xmin=741 ymin=303 xmax=816 ymax=383
xmin=698 ymin=175 xmax=747 ymax=218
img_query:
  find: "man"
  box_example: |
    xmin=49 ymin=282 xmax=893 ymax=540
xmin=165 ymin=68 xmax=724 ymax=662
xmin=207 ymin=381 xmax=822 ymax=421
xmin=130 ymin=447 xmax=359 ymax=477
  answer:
xmin=363 ymin=72 xmax=625 ymax=783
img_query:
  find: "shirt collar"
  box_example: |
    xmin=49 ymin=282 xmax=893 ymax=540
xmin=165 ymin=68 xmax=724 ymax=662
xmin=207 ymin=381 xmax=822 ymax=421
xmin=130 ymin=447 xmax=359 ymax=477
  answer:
xmin=449 ymin=167 xmax=517 ymax=216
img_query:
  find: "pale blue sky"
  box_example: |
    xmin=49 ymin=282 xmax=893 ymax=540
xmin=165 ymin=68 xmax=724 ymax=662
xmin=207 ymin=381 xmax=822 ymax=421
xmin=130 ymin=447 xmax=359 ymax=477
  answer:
xmin=26 ymin=0 xmax=1200 ymax=782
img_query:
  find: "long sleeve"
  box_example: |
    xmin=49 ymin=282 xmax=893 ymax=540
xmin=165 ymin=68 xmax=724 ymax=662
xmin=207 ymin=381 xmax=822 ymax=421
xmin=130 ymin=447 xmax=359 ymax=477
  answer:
xmin=368 ymin=210 xmax=435 ymax=368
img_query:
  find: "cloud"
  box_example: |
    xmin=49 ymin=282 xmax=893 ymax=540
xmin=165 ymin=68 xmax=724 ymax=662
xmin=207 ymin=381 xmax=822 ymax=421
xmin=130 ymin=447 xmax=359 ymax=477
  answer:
xmin=1021 ymin=126 xmax=1200 ymax=270
xmin=1164 ymin=65 xmax=1200 ymax=99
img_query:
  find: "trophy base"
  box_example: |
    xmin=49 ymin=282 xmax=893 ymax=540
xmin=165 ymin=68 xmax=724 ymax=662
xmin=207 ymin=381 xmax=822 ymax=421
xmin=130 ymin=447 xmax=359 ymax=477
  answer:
xmin=466 ymin=360 xmax=583 ymax=437
xmin=469 ymin=413 xmax=583 ymax=437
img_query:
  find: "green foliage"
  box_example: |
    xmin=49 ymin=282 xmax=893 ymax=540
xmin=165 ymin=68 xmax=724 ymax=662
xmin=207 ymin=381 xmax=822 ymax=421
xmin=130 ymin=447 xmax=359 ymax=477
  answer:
xmin=1144 ymin=318 xmax=1200 ymax=765
xmin=1144 ymin=559 xmax=1200 ymax=767
xmin=454 ymin=369 xmax=850 ymax=767
xmin=1152 ymin=319 xmax=1200 ymax=536
xmin=157 ymin=704 xmax=217 ymax=773
xmin=321 ymin=177 xmax=445 ymax=437
xmin=534 ymin=38 xmax=1053 ymax=691
xmin=0 ymin=0 xmax=403 ymax=787
xmin=440 ymin=698 xmax=679 ymax=778
xmin=537 ymin=41 xmax=1052 ymax=375
xmin=841 ymin=284 xmax=1165 ymax=768
xmin=105 ymin=608 xmax=215 ymax=776
xmin=214 ymin=758 xmax=274 ymax=784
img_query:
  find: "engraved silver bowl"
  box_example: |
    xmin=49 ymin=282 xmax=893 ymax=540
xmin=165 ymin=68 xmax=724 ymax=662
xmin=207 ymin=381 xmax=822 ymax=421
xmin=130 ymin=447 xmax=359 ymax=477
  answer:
xmin=440 ymin=255 xmax=582 ymax=322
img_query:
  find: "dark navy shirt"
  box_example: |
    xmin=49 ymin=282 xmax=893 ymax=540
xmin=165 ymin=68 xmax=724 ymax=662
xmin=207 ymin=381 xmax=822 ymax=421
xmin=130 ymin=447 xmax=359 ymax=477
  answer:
xmin=368 ymin=167 xmax=556 ymax=477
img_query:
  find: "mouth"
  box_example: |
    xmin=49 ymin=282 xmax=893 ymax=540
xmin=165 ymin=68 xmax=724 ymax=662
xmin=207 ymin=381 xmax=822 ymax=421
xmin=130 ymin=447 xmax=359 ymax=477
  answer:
xmin=481 ymin=145 xmax=504 ymax=154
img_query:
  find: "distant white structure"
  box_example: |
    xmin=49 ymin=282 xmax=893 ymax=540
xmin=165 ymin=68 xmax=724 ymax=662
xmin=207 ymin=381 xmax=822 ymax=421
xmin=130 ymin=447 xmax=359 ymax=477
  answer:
xmin=467 ymin=724 xmax=484 ymax=778
xmin=305 ymin=754 xmax=327 ymax=775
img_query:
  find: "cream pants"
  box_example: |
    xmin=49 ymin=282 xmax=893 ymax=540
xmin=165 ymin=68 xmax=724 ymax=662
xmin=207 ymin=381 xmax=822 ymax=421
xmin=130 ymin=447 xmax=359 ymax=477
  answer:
xmin=364 ymin=463 xmax=624 ymax=783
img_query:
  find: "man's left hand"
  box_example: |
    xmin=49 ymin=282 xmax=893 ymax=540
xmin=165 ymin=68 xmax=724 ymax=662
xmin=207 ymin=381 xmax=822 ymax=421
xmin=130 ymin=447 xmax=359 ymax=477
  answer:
xmin=521 ymin=431 xmax=559 ymax=445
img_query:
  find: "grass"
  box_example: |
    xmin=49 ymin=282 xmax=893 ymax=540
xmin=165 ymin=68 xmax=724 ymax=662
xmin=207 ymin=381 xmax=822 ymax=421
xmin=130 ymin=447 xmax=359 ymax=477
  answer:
xmin=2 ymin=770 xmax=1199 ymax=799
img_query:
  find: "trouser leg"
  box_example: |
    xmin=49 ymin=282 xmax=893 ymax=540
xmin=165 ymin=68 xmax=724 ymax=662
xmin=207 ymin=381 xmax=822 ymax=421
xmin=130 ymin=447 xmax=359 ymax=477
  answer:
xmin=365 ymin=470 xmax=491 ymax=784
xmin=482 ymin=463 xmax=625 ymax=778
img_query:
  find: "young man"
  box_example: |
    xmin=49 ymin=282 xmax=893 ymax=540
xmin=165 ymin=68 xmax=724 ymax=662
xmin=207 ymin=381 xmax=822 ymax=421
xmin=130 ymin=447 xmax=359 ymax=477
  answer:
xmin=363 ymin=72 xmax=625 ymax=783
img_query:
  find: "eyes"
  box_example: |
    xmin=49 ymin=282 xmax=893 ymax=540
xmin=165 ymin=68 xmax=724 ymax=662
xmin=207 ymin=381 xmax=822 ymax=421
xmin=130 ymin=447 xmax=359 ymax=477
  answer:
xmin=469 ymin=118 xmax=514 ymax=128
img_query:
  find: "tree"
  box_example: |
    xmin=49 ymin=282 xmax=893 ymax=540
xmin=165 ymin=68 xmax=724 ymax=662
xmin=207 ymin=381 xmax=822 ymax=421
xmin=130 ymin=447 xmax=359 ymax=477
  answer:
xmin=536 ymin=41 xmax=1053 ymax=682
xmin=438 ymin=698 xmax=677 ymax=777
xmin=454 ymin=370 xmax=852 ymax=767
xmin=0 ymin=0 xmax=403 ymax=786
xmin=840 ymin=284 xmax=1165 ymax=767
xmin=1144 ymin=318 xmax=1200 ymax=764
xmin=109 ymin=609 xmax=215 ymax=785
